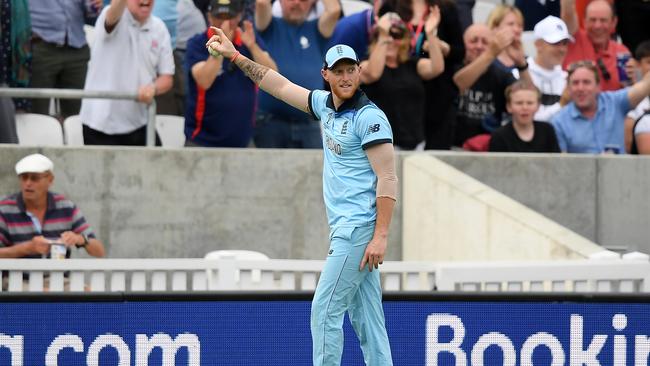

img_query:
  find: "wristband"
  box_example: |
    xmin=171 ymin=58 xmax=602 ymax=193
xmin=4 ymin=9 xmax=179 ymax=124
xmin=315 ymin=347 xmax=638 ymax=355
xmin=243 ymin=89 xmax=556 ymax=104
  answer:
xmin=230 ymin=51 xmax=240 ymax=63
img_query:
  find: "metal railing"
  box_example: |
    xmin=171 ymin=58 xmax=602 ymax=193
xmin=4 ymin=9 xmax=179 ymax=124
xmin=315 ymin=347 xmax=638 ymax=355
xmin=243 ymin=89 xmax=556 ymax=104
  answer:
xmin=0 ymin=87 xmax=157 ymax=146
xmin=2 ymin=258 xmax=650 ymax=293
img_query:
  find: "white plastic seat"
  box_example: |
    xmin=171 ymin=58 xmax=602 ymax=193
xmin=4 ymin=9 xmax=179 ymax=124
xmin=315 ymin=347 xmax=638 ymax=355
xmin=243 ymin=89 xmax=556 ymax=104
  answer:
xmin=15 ymin=113 xmax=64 ymax=146
xmin=155 ymin=115 xmax=186 ymax=148
xmin=62 ymin=115 xmax=84 ymax=146
xmin=204 ymin=250 xmax=270 ymax=289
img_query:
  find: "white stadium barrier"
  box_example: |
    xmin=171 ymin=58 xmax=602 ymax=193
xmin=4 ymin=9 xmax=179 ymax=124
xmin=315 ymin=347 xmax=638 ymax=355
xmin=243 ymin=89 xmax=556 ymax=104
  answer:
xmin=2 ymin=258 xmax=649 ymax=293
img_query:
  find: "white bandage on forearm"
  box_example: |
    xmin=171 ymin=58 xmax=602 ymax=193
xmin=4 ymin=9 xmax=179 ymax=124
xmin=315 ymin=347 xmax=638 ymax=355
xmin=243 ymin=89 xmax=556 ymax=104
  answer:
xmin=366 ymin=142 xmax=398 ymax=202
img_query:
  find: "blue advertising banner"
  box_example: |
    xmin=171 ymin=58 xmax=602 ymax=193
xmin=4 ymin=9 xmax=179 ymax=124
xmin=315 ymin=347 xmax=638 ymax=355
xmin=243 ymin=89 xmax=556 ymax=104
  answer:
xmin=1 ymin=294 xmax=650 ymax=365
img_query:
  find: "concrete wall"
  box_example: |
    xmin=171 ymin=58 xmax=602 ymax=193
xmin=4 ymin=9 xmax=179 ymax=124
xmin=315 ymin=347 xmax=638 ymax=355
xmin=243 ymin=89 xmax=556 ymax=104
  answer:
xmin=435 ymin=153 xmax=650 ymax=254
xmin=0 ymin=146 xmax=402 ymax=259
xmin=1 ymin=146 xmax=649 ymax=259
xmin=402 ymin=155 xmax=603 ymax=261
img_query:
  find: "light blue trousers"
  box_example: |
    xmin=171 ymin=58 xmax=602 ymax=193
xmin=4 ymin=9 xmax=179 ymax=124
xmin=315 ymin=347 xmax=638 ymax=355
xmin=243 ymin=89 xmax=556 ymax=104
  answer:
xmin=311 ymin=225 xmax=393 ymax=366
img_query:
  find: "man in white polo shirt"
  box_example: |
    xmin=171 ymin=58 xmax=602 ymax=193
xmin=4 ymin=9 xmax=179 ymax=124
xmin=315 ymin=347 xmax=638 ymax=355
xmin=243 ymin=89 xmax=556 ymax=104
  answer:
xmin=80 ymin=0 xmax=175 ymax=145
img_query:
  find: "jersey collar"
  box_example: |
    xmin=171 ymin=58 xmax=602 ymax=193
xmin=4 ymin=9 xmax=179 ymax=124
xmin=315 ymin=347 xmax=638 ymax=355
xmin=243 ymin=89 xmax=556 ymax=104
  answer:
xmin=326 ymin=90 xmax=365 ymax=113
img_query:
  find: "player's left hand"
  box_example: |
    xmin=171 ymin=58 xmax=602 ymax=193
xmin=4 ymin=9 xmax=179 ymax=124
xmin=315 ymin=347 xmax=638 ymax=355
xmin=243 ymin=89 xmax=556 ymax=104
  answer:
xmin=240 ymin=20 xmax=256 ymax=49
xmin=360 ymin=236 xmax=387 ymax=272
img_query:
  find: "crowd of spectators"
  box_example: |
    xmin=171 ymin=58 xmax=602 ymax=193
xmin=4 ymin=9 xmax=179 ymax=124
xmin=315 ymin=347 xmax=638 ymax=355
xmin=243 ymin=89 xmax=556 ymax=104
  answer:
xmin=1 ymin=0 xmax=650 ymax=154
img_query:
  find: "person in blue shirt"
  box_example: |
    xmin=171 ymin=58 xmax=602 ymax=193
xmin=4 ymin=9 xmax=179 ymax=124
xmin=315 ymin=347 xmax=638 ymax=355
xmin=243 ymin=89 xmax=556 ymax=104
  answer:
xmin=208 ymin=30 xmax=398 ymax=365
xmin=552 ymin=60 xmax=650 ymax=153
xmin=253 ymin=0 xmax=340 ymax=148
xmin=184 ymin=0 xmax=276 ymax=147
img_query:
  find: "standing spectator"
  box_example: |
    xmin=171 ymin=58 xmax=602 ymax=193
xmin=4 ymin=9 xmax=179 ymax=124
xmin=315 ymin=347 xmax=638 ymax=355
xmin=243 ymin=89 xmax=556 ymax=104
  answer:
xmin=489 ymin=80 xmax=560 ymax=152
xmin=417 ymin=0 xmax=465 ymax=150
xmin=80 ymin=0 xmax=174 ymax=146
xmin=328 ymin=8 xmax=375 ymax=60
xmin=626 ymin=40 xmax=650 ymax=154
xmin=551 ymin=60 xmax=650 ymax=154
xmin=361 ymin=11 xmax=443 ymax=150
xmin=453 ymin=23 xmax=528 ymax=146
xmin=184 ymin=0 xmax=277 ymax=147
xmin=561 ymin=0 xmax=631 ymax=91
xmin=28 ymin=0 xmax=103 ymax=118
xmin=253 ymin=0 xmax=340 ymax=148
xmin=615 ymin=0 xmax=650 ymax=57
xmin=176 ymin=0 xmax=207 ymax=61
xmin=486 ymin=5 xmax=525 ymax=77
xmin=515 ymin=0 xmax=560 ymax=31
xmin=527 ymin=16 xmax=571 ymax=122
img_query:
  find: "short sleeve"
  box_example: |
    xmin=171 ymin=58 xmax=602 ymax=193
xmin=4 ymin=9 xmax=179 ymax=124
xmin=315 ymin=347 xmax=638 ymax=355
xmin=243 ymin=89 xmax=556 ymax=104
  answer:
xmin=309 ymin=90 xmax=329 ymax=120
xmin=612 ymin=88 xmax=631 ymax=113
xmin=355 ymin=107 xmax=393 ymax=149
xmin=0 ymin=212 xmax=9 ymax=245
xmin=157 ymin=24 xmax=175 ymax=75
xmin=636 ymin=115 xmax=650 ymax=135
xmin=70 ymin=205 xmax=97 ymax=239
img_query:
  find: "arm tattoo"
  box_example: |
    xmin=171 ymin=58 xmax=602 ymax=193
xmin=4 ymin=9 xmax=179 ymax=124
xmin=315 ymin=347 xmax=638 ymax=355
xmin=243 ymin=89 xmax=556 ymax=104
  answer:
xmin=235 ymin=56 xmax=270 ymax=85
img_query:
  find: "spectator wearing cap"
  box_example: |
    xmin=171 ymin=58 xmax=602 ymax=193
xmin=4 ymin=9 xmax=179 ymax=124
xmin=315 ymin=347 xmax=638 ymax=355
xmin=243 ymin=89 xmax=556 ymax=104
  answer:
xmin=527 ymin=16 xmax=571 ymax=122
xmin=28 ymin=0 xmax=104 ymax=118
xmin=551 ymin=59 xmax=650 ymax=154
xmin=184 ymin=0 xmax=277 ymax=147
xmin=0 ymin=154 xmax=105 ymax=259
xmin=361 ymin=11 xmax=444 ymax=150
xmin=253 ymin=0 xmax=340 ymax=148
xmin=560 ymin=0 xmax=631 ymax=91
xmin=79 ymin=0 xmax=175 ymax=146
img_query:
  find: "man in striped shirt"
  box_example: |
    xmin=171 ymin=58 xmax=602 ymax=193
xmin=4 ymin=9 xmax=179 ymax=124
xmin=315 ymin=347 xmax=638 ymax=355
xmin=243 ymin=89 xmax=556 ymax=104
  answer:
xmin=0 ymin=154 xmax=105 ymax=259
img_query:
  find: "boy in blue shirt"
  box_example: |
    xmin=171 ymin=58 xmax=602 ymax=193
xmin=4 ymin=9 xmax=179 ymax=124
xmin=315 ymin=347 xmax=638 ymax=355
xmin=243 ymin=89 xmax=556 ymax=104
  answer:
xmin=208 ymin=29 xmax=397 ymax=365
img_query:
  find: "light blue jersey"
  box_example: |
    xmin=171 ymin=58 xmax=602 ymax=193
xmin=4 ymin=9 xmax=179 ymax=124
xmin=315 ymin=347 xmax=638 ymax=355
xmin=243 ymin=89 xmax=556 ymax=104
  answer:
xmin=308 ymin=89 xmax=393 ymax=229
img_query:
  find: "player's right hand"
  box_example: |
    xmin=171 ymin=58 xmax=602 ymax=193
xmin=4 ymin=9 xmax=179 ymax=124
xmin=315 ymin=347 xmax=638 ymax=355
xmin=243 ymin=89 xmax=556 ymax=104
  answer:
xmin=206 ymin=27 xmax=237 ymax=60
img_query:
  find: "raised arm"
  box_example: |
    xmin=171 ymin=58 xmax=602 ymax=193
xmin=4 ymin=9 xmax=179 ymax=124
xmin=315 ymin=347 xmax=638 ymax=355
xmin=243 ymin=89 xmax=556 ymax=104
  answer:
xmin=454 ymin=28 xmax=511 ymax=92
xmin=105 ymin=0 xmax=127 ymax=32
xmin=627 ymin=71 xmax=650 ymax=109
xmin=360 ymin=14 xmax=392 ymax=84
xmin=255 ymin=0 xmax=273 ymax=32
xmin=318 ymin=0 xmax=342 ymax=38
xmin=240 ymin=21 xmax=278 ymax=71
xmin=207 ymin=27 xmax=310 ymax=112
xmin=417 ymin=6 xmax=445 ymax=80
xmin=560 ymin=0 xmax=578 ymax=36
xmin=360 ymin=143 xmax=397 ymax=272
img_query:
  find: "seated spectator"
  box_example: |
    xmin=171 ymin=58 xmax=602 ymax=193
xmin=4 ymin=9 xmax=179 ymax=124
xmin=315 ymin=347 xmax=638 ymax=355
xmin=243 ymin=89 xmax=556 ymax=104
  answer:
xmin=0 ymin=154 xmax=105 ymax=259
xmin=489 ymin=80 xmax=561 ymax=153
xmin=28 ymin=0 xmax=103 ymax=118
xmin=184 ymin=0 xmax=277 ymax=147
xmin=561 ymin=0 xmax=631 ymax=91
xmin=528 ymin=16 xmax=571 ymax=122
xmin=486 ymin=4 xmax=525 ymax=77
xmin=626 ymin=40 xmax=650 ymax=154
xmin=361 ymin=11 xmax=443 ymax=150
xmin=551 ymin=60 xmax=650 ymax=153
xmin=253 ymin=0 xmax=340 ymax=148
xmin=80 ymin=0 xmax=174 ymax=146
xmin=453 ymin=23 xmax=526 ymax=146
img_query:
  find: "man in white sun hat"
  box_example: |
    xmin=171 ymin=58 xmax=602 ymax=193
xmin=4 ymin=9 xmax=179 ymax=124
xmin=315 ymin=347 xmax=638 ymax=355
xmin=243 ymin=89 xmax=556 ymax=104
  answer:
xmin=527 ymin=15 xmax=573 ymax=122
xmin=207 ymin=28 xmax=397 ymax=365
xmin=0 ymin=153 xmax=105 ymax=260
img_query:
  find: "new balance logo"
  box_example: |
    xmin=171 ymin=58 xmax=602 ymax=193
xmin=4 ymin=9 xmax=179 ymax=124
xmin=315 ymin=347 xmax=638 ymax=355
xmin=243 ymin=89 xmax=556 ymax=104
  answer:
xmin=368 ymin=124 xmax=381 ymax=134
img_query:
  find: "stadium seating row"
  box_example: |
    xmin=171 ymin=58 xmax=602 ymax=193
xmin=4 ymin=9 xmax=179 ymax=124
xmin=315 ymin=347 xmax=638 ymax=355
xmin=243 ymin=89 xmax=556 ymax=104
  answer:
xmin=15 ymin=114 xmax=186 ymax=148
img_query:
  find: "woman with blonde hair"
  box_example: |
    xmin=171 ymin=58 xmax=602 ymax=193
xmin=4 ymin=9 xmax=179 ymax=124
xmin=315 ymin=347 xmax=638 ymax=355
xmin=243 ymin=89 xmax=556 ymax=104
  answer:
xmin=360 ymin=10 xmax=444 ymax=150
xmin=487 ymin=4 xmax=527 ymax=77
